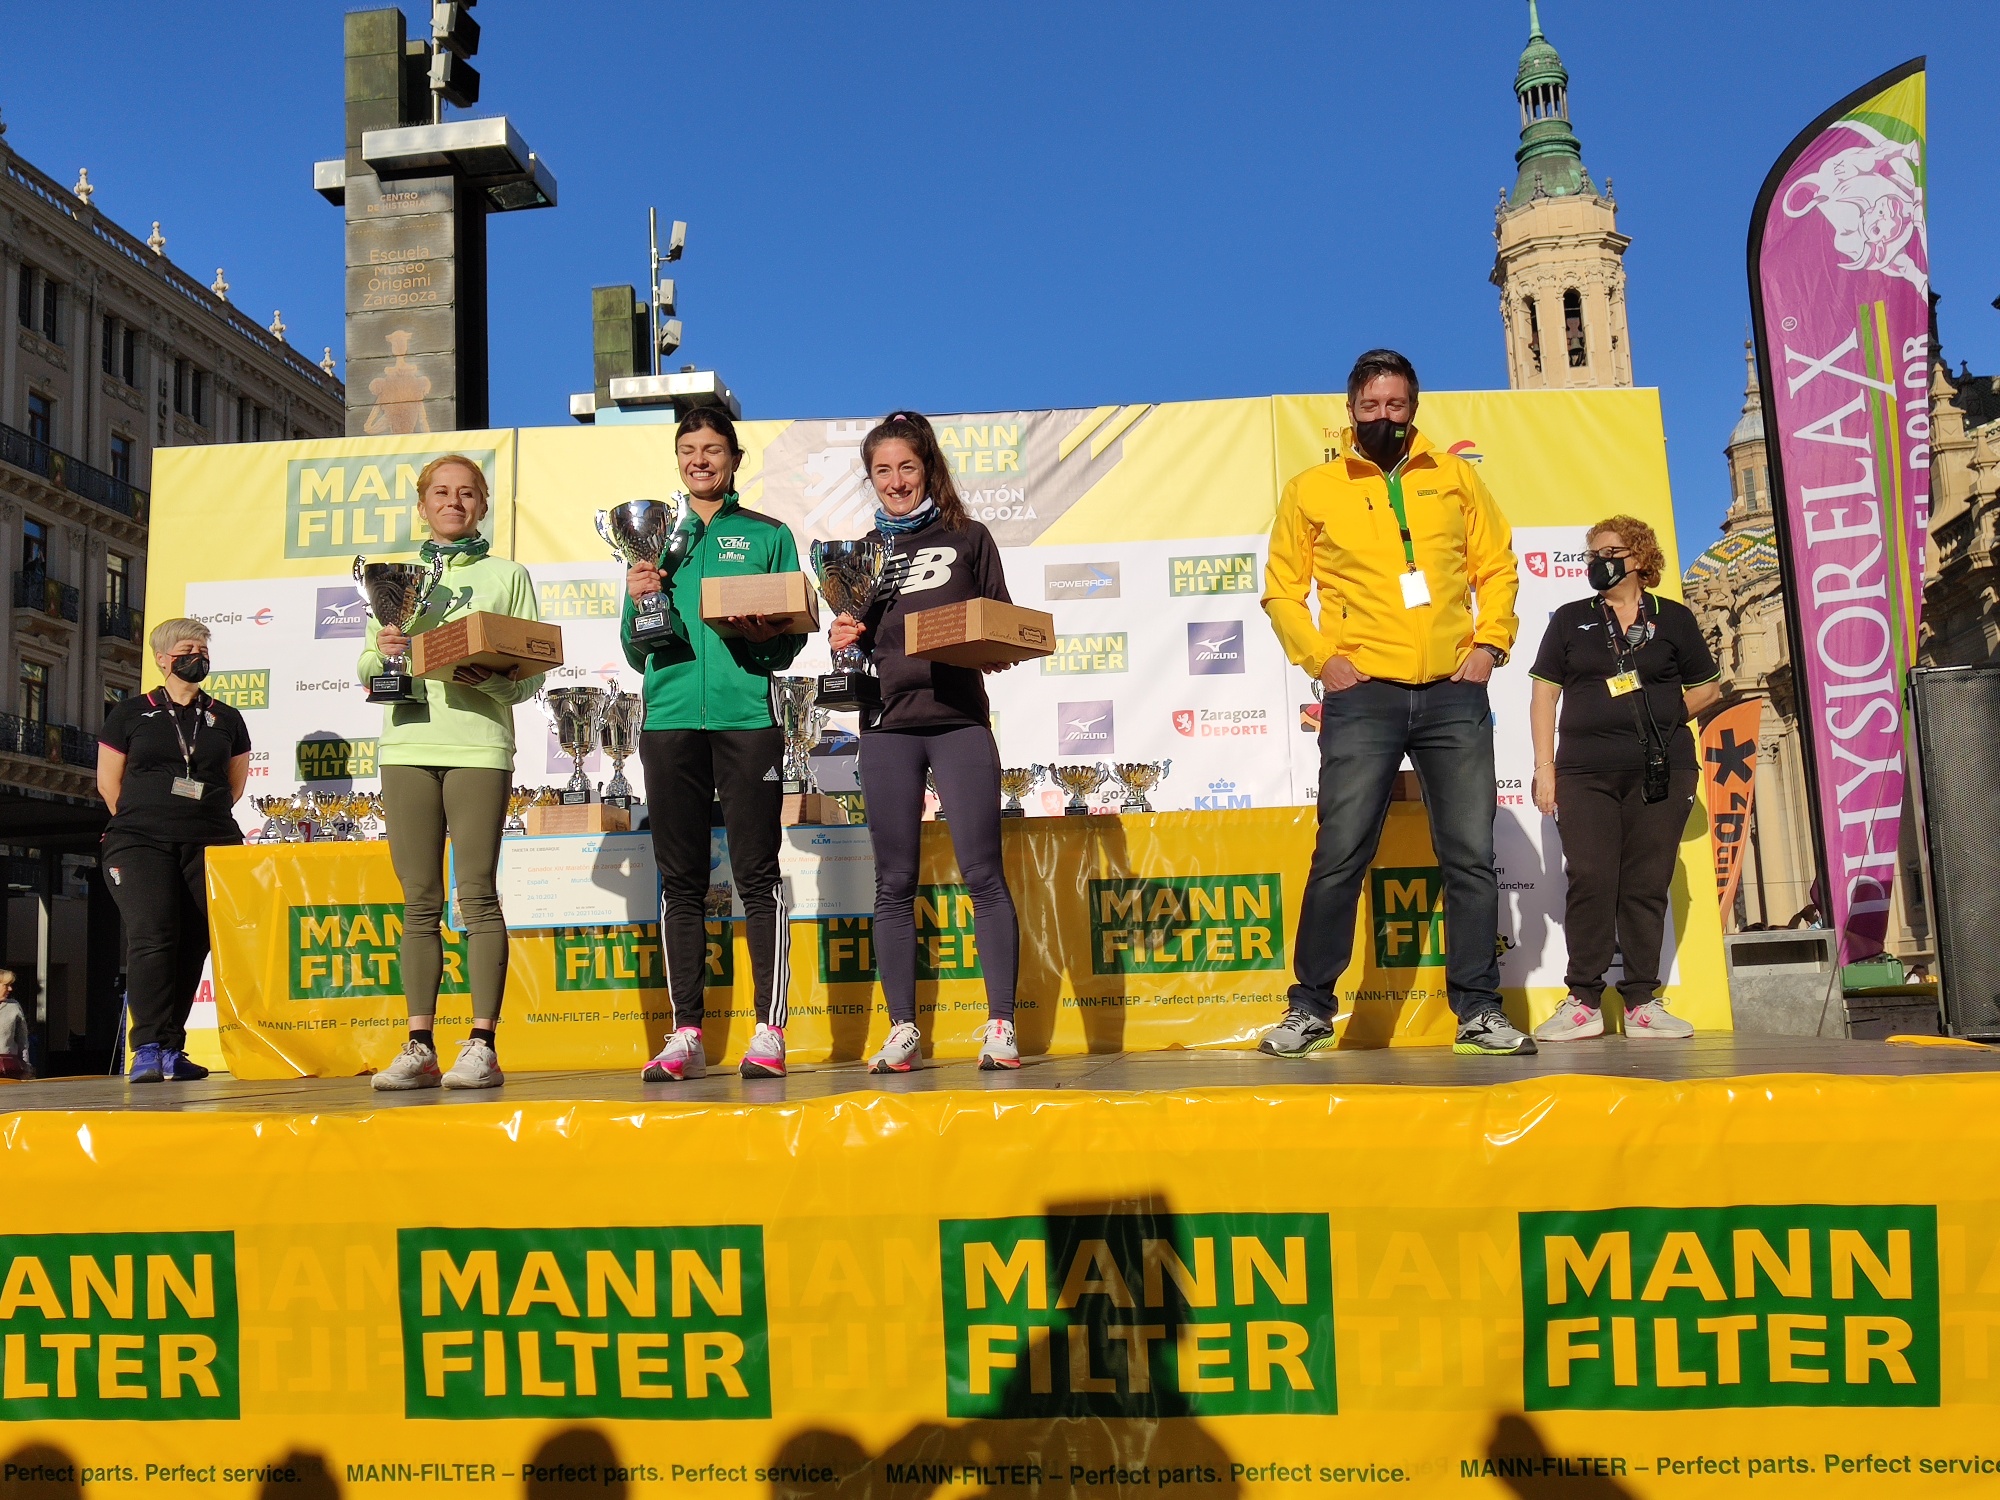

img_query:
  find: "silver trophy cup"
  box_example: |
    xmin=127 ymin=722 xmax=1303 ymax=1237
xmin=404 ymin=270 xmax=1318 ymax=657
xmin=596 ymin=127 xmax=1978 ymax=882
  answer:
xmin=539 ymin=686 xmax=611 ymax=804
xmin=600 ymin=691 xmax=646 ymax=808
xmin=771 ymin=676 xmax=825 ymax=794
xmin=1050 ymin=762 xmax=1110 ymax=817
xmin=596 ymin=496 xmax=690 ymax=646
xmin=808 ymin=537 xmax=889 ymax=711
xmin=355 ymin=554 xmax=445 ymax=703
xmin=999 ymin=765 xmax=1046 ymax=819
xmin=1110 ymin=759 xmax=1173 ymax=813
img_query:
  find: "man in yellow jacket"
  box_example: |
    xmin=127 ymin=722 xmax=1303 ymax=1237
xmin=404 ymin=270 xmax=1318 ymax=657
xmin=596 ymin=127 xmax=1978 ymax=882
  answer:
xmin=1261 ymin=349 xmax=1531 ymax=1056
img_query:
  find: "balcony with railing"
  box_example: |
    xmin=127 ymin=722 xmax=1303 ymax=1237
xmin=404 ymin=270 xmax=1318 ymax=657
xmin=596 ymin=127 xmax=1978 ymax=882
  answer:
xmin=0 ymin=422 xmax=150 ymax=523
xmin=0 ymin=713 xmax=95 ymax=771
xmin=100 ymin=600 xmax=141 ymax=641
xmin=13 ymin=570 xmax=81 ymax=636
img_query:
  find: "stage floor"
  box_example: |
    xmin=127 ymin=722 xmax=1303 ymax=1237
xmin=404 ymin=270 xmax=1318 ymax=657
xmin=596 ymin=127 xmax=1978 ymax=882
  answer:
xmin=6 ymin=1034 xmax=1996 ymax=1114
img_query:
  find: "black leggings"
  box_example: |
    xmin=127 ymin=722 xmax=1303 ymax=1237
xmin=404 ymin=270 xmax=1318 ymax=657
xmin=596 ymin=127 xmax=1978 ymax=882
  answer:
xmin=104 ymin=837 xmax=218 ymax=1051
xmin=640 ymin=727 xmax=789 ymax=1030
xmin=858 ymin=725 xmax=1019 ymax=1025
xmin=1556 ymin=766 xmax=1701 ymax=1006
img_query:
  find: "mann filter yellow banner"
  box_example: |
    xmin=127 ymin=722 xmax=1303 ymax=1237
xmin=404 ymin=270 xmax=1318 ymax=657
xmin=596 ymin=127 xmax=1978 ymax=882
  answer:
xmin=205 ymin=808 xmax=1728 ymax=1079
xmin=2 ymin=1075 xmax=1999 ymax=1494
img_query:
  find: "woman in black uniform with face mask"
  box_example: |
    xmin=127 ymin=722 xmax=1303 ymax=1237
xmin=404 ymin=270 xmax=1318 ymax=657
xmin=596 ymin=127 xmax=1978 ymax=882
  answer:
xmin=1527 ymin=516 xmax=1720 ymax=1041
xmin=96 ymin=617 xmax=252 ymax=1082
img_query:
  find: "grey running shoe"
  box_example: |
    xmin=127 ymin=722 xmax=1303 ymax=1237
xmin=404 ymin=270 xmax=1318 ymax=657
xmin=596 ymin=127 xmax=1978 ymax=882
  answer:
xmin=1454 ymin=1009 xmax=1538 ymax=1055
xmin=977 ymin=1018 xmax=1021 ymax=1071
xmin=642 ymin=1027 xmax=708 ymax=1082
xmin=442 ymin=1036 xmax=504 ymax=1089
xmin=870 ymin=1021 xmax=923 ymax=1074
xmin=1533 ymin=995 xmax=1604 ymax=1042
xmin=1624 ymin=999 xmax=1695 ymax=1039
xmin=1258 ymin=1009 xmax=1337 ymax=1057
xmin=371 ymin=1038 xmax=441 ymax=1091
xmin=740 ymin=1023 xmax=786 ymax=1079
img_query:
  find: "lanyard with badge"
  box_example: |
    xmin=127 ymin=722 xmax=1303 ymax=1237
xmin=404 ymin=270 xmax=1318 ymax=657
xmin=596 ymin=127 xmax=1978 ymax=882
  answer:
xmin=1600 ymin=594 xmax=1655 ymax=698
xmin=152 ymin=688 xmax=208 ymax=799
xmin=1382 ymin=465 xmax=1431 ymax=609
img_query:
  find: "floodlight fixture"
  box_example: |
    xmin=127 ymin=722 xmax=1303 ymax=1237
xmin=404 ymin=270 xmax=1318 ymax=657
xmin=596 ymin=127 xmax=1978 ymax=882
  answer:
xmin=656 ymin=279 xmax=677 ymax=316
xmin=658 ymin=320 xmax=684 ymax=359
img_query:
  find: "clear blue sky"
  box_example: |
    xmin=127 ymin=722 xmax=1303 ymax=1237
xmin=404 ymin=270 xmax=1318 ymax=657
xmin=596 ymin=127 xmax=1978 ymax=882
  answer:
xmin=4 ymin=1 xmax=1994 ymax=547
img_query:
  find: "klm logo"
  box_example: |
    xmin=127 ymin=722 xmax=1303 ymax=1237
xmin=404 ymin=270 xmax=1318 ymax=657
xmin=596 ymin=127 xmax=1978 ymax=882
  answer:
xmin=1194 ymin=779 xmax=1251 ymax=811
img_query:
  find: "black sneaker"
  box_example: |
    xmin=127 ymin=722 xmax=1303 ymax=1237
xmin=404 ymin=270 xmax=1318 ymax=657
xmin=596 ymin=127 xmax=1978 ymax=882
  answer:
xmin=162 ymin=1050 xmax=210 ymax=1081
xmin=1453 ymin=1010 xmax=1537 ymax=1055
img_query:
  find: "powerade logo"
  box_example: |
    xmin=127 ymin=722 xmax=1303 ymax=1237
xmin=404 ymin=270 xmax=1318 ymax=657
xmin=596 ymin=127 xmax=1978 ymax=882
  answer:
xmin=1194 ymin=778 xmax=1252 ymax=811
xmin=290 ymin=903 xmax=469 ymax=999
xmin=285 ymin=449 xmax=496 ymax=559
xmin=1169 ymin=553 xmax=1256 ymax=597
xmin=1089 ymin=875 xmax=1282 ymax=974
xmin=1043 ymin=563 xmax=1120 ymax=600
xmin=297 ymin=737 xmax=377 ymax=781
xmin=555 ymin=923 xmax=733 ymax=990
xmin=205 ymin=669 xmax=269 ymax=711
xmin=316 ymin=586 xmax=372 ymax=639
xmin=820 ymin=888 xmax=983 ymax=982
xmin=940 ymin=1212 xmax=1334 ymax=1418
xmin=1372 ymin=867 xmax=1445 ymax=968
xmin=1041 ymin=634 xmax=1128 ymax=676
xmin=538 ymin=578 xmax=623 ymax=621
xmin=0 ymin=1232 xmax=240 ymax=1420
xmin=1186 ymin=622 xmax=1245 ymax=675
xmin=1520 ymin=1205 xmax=1939 ymax=1411
xmin=396 ymin=1226 xmax=770 ymax=1419
xmin=1057 ymin=701 xmax=1114 ymax=755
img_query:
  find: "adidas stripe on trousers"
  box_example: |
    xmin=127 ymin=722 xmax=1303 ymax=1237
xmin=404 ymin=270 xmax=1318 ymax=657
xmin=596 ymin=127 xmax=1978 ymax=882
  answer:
xmin=639 ymin=727 xmax=790 ymax=1032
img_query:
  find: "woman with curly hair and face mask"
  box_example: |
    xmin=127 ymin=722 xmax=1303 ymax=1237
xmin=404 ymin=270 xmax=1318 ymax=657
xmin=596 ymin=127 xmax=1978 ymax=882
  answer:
xmin=1527 ymin=515 xmax=1721 ymax=1041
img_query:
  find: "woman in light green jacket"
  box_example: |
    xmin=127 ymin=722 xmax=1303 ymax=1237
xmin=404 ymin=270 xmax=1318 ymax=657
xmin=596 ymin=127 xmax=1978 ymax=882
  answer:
xmin=359 ymin=454 xmax=545 ymax=1091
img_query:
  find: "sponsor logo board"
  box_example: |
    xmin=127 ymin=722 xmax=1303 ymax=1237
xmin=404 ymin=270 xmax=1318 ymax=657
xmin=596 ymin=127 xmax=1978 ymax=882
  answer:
xmin=1043 ymin=562 xmax=1121 ymax=600
xmin=939 ymin=1212 xmax=1335 ymax=1417
xmin=285 ymin=449 xmax=497 ymax=560
xmin=206 ymin=669 xmax=269 ymax=711
xmin=1057 ymin=701 xmax=1114 ymax=755
xmin=290 ymin=903 xmax=467 ymax=999
xmin=316 ymin=586 xmax=373 ymax=639
xmin=1186 ymin=622 xmax=1246 ymax=676
xmin=554 ymin=923 xmax=734 ymax=990
xmin=296 ymin=737 xmax=378 ymax=781
xmin=537 ymin=578 xmax=623 ymax=621
xmin=1089 ymin=875 xmax=1283 ymax=974
xmin=1169 ymin=553 xmax=1256 ymax=597
xmin=1041 ymin=634 xmax=1128 ymax=676
xmin=820 ymin=888 xmax=983 ymax=982
xmin=1372 ymin=866 xmax=1445 ymax=968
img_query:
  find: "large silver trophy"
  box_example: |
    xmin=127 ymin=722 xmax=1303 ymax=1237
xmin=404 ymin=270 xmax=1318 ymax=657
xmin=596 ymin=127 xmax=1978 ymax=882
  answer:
xmin=354 ymin=554 xmax=445 ymax=703
xmin=600 ymin=691 xmax=646 ymax=809
xmin=999 ymin=765 xmax=1046 ymax=819
xmin=771 ymin=676 xmax=825 ymax=794
xmin=1110 ymin=759 xmax=1173 ymax=813
xmin=1049 ymin=762 xmax=1110 ymax=817
xmin=539 ymin=686 xmax=610 ymax=804
xmin=596 ymin=496 xmax=691 ymax=646
xmin=808 ymin=538 xmax=889 ymax=711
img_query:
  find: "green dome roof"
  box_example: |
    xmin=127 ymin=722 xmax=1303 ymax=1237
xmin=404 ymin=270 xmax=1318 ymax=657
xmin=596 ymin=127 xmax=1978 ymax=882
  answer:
xmin=1505 ymin=1 xmax=1599 ymax=208
xmin=1684 ymin=529 xmax=1779 ymax=586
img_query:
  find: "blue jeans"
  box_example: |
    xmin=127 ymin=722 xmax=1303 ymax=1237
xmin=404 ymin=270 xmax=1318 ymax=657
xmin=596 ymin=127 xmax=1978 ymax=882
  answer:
xmin=1290 ymin=679 xmax=1503 ymax=1021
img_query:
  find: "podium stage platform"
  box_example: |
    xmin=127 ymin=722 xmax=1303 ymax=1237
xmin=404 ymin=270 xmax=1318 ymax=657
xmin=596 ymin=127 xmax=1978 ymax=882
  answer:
xmin=4 ymin=1038 xmax=1999 ymax=1498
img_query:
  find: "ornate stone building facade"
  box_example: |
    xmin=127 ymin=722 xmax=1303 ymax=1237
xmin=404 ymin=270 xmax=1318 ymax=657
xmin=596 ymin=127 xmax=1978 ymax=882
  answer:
xmin=0 ymin=115 xmax=343 ymax=1068
xmin=1924 ymin=362 xmax=2000 ymax=667
xmin=1491 ymin=3 xmax=1633 ymax=391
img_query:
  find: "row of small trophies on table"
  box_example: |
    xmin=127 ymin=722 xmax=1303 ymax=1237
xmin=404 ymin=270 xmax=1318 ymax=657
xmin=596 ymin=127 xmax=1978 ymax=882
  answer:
xmin=247 ymin=785 xmax=616 ymax=843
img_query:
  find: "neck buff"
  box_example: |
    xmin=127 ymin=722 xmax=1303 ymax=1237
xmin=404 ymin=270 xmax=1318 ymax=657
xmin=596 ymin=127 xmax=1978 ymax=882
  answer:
xmin=874 ymin=498 xmax=938 ymax=536
xmin=420 ymin=533 xmax=492 ymax=562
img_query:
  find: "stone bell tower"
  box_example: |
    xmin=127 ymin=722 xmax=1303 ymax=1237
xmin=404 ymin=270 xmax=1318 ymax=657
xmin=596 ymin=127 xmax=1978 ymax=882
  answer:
xmin=1491 ymin=1 xmax=1633 ymax=390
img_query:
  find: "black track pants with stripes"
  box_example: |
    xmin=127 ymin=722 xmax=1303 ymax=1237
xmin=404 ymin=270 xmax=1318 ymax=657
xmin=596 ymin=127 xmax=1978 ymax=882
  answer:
xmin=639 ymin=727 xmax=790 ymax=1032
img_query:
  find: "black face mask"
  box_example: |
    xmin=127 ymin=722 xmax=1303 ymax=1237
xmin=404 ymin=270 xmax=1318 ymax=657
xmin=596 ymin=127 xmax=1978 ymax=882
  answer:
xmin=1353 ymin=418 xmax=1410 ymax=471
xmin=170 ymin=653 xmax=210 ymax=684
xmin=1587 ymin=554 xmax=1628 ymax=593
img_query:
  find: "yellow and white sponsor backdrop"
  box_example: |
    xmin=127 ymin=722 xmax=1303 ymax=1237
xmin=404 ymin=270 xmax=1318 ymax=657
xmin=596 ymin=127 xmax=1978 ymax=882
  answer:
xmin=152 ymin=392 xmax=1722 ymax=1057
xmin=204 ymin=805 xmax=1727 ymax=1077
xmin=3 ymin=1075 xmax=2000 ymax=1495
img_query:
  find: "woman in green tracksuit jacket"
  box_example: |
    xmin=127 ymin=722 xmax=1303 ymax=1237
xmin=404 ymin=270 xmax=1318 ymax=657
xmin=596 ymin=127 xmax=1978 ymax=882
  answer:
xmin=361 ymin=454 xmax=546 ymax=1092
xmin=624 ymin=408 xmax=807 ymax=1083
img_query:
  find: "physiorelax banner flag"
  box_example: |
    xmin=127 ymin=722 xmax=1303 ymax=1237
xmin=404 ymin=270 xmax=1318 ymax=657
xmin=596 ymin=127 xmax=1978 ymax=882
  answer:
xmin=1747 ymin=58 xmax=1928 ymax=962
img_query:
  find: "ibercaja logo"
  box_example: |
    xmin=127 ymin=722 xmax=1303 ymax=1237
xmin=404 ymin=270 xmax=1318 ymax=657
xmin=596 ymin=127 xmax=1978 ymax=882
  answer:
xmin=939 ymin=1212 xmax=1335 ymax=1418
xmin=1520 ymin=1205 xmax=1939 ymax=1411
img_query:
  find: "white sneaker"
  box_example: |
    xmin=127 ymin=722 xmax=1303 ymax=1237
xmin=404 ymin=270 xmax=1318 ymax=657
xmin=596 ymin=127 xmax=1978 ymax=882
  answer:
xmin=870 ymin=1021 xmax=923 ymax=1074
xmin=740 ymin=1023 xmax=786 ymax=1078
xmin=1624 ymin=999 xmax=1695 ymax=1039
xmin=1534 ymin=995 xmax=1605 ymax=1042
xmin=642 ymin=1026 xmax=708 ymax=1082
xmin=441 ymin=1036 xmax=503 ymax=1089
xmin=978 ymin=1018 xmax=1021 ymax=1071
xmin=371 ymin=1038 xmax=441 ymax=1091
